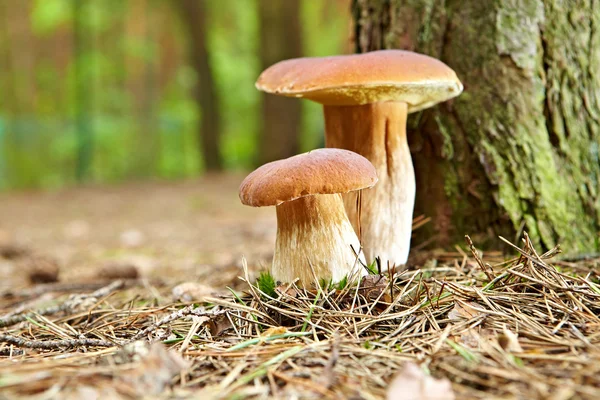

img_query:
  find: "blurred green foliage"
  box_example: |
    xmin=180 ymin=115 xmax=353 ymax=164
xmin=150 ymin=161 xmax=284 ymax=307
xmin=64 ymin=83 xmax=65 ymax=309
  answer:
xmin=0 ymin=0 xmax=351 ymax=190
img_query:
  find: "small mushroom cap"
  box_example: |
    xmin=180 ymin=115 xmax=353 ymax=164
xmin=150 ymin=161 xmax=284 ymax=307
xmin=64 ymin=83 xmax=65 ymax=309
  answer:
xmin=239 ymin=148 xmax=378 ymax=207
xmin=256 ymin=50 xmax=463 ymax=112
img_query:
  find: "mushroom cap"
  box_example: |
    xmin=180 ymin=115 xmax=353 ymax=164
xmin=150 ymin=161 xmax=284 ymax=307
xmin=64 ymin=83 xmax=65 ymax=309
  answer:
xmin=239 ymin=148 xmax=378 ymax=207
xmin=255 ymin=50 xmax=463 ymax=113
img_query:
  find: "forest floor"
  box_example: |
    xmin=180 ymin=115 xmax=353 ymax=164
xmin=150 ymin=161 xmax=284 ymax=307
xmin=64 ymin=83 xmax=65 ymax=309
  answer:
xmin=0 ymin=176 xmax=599 ymax=399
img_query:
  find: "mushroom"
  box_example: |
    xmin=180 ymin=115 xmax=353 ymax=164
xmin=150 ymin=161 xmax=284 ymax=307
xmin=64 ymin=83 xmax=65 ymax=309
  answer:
xmin=239 ymin=148 xmax=377 ymax=285
xmin=255 ymin=50 xmax=463 ymax=270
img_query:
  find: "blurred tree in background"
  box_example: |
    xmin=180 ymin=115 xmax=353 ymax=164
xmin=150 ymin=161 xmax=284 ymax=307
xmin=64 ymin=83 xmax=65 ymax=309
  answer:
xmin=177 ymin=0 xmax=222 ymax=171
xmin=257 ymin=0 xmax=302 ymax=165
xmin=0 ymin=0 xmax=351 ymax=189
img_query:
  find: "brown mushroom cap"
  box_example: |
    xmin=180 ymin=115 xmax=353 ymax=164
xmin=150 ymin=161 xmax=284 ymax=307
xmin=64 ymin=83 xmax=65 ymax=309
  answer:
xmin=239 ymin=148 xmax=377 ymax=207
xmin=255 ymin=50 xmax=463 ymax=112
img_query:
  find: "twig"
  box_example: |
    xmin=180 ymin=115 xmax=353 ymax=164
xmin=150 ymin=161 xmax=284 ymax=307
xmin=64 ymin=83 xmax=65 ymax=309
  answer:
xmin=0 ymin=347 xmax=24 ymax=356
xmin=129 ymin=305 xmax=223 ymax=342
xmin=0 ymin=280 xmax=124 ymax=328
xmin=0 ymin=303 xmax=70 ymax=328
xmin=0 ymin=334 xmax=114 ymax=349
xmin=465 ymin=235 xmax=495 ymax=281
xmin=1 ymin=282 xmax=108 ymax=299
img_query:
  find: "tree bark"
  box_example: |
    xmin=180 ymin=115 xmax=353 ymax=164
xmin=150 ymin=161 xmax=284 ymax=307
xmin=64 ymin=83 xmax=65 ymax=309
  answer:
xmin=257 ymin=0 xmax=303 ymax=165
xmin=352 ymin=0 xmax=600 ymax=255
xmin=178 ymin=0 xmax=222 ymax=171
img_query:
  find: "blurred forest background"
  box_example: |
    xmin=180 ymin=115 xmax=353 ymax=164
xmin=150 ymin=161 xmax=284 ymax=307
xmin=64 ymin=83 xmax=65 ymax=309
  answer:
xmin=0 ymin=0 xmax=352 ymax=190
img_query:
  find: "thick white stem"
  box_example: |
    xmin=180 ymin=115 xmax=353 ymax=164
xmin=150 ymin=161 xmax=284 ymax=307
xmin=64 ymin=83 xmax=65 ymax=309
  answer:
xmin=324 ymin=102 xmax=415 ymax=269
xmin=272 ymin=194 xmax=366 ymax=286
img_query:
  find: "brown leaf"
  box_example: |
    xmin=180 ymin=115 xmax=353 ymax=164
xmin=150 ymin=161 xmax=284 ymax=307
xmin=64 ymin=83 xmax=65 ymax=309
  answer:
xmin=361 ymin=274 xmax=389 ymax=288
xmin=359 ymin=275 xmax=390 ymax=302
xmin=120 ymin=342 xmax=190 ymax=396
xmin=386 ymin=363 xmax=455 ymax=400
xmin=458 ymin=331 xmax=480 ymax=349
xmin=275 ymin=284 xmax=298 ymax=298
xmin=498 ymin=326 xmax=523 ymax=353
xmin=456 ymin=328 xmax=495 ymax=349
xmin=208 ymin=313 xmax=233 ymax=336
xmin=448 ymin=301 xmax=483 ymax=321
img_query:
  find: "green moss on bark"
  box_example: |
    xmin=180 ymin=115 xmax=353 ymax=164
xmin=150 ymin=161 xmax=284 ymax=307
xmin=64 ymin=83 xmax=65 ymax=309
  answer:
xmin=353 ymin=0 xmax=600 ymax=253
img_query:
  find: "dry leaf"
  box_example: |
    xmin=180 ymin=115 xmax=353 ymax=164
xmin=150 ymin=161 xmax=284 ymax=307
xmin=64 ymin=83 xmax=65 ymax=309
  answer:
xmin=386 ymin=363 xmax=455 ymax=400
xmin=275 ymin=284 xmax=298 ymax=298
xmin=457 ymin=328 xmax=495 ymax=349
xmin=120 ymin=342 xmax=190 ymax=395
xmin=208 ymin=313 xmax=233 ymax=336
xmin=498 ymin=326 xmax=523 ymax=353
xmin=361 ymin=274 xmax=389 ymax=289
xmin=458 ymin=331 xmax=480 ymax=349
xmin=359 ymin=275 xmax=391 ymax=302
xmin=448 ymin=301 xmax=483 ymax=321
xmin=260 ymin=327 xmax=287 ymax=337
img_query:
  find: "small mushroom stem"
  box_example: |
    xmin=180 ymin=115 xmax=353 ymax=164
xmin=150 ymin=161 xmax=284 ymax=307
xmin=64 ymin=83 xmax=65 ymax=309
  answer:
xmin=273 ymin=193 xmax=366 ymax=285
xmin=323 ymin=101 xmax=414 ymax=269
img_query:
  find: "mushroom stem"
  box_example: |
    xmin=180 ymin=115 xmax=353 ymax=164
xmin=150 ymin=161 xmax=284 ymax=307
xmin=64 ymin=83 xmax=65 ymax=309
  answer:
xmin=323 ymin=101 xmax=414 ymax=269
xmin=273 ymin=193 xmax=366 ymax=285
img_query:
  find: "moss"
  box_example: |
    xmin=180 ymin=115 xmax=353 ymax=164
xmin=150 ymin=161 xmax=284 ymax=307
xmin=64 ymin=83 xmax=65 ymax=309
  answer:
xmin=479 ymin=140 xmax=522 ymax=225
xmin=434 ymin=115 xmax=454 ymax=160
xmin=443 ymin=167 xmax=459 ymax=209
xmin=495 ymin=0 xmax=545 ymax=71
xmin=523 ymin=213 xmax=541 ymax=246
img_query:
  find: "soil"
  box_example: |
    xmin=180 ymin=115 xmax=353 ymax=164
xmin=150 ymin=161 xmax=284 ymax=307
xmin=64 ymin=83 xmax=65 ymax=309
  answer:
xmin=0 ymin=174 xmax=276 ymax=292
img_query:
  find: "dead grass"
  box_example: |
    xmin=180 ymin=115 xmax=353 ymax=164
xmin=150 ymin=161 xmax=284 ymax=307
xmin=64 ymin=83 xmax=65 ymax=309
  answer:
xmin=1 ymin=233 xmax=599 ymax=399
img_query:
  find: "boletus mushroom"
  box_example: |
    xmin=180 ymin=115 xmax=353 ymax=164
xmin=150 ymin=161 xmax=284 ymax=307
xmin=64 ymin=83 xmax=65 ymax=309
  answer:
xmin=239 ymin=148 xmax=377 ymax=285
xmin=255 ymin=50 xmax=463 ymax=270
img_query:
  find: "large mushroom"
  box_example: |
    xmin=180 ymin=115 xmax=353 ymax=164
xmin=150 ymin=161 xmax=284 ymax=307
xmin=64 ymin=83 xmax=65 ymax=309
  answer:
xmin=239 ymin=148 xmax=377 ymax=285
xmin=255 ymin=50 xmax=463 ymax=270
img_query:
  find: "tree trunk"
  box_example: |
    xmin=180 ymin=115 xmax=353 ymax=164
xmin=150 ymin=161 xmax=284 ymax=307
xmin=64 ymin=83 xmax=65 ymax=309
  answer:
xmin=352 ymin=0 xmax=600 ymax=255
xmin=178 ymin=0 xmax=222 ymax=171
xmin=257 ymin=0 xmax=303 ymax=165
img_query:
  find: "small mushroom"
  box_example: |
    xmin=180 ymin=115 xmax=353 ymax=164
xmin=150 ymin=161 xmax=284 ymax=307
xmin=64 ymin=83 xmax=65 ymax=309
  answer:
xmin=256 ymin=50 xmax=463 ymax=270
xmin=239 ymin=148 xmax=377 ymax=285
